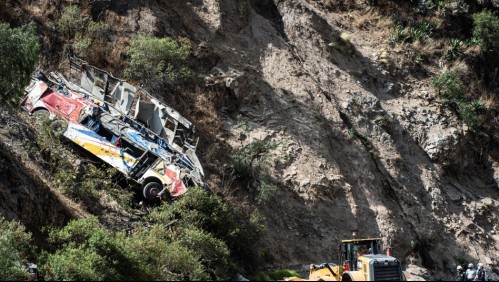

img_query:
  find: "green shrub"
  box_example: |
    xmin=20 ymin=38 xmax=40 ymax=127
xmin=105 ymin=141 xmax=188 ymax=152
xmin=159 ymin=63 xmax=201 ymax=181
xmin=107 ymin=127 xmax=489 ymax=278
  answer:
xmin=127 ymin=226 xmax=209 ymax=281
xmin=256 ymin=175 xmax=278 ymax=203
xmin=125 ymin=35 xmax=192 ymax=88
xmin=86 ymin=21 xmax=110 ymax=38
xmin=42 ymin=245 xmax=107 ymax=281
xmin=0 ymin=217 xmax=32 ymax=281
xmin=63 ymin=165 xmax=116 ymax=202
xmin=72 ymin=21 xmax=110 ymax=57
xmin=406 ymin=50 xmax=423 ymax=65
xmin=431 ymin=71 xmax=465 ymax=100
xmin=43 ymin=217 xmax=127 ymax=280
xmin=472 ymin=10 xmax=499 ymax=52
xmin=457 ymin=100 xmax=484 ymax=129
xmin=177 ymin=227 xmax=232 ymax=280
xmin=149 ymin=187 xmax=265 ymax=269
xmin=35 ymin=121 xmax=116 ymax=202
xmin=444 ymin=38 xmax=464 ymax=61
xmin=72 ymin=34 xmax=92 ymax=56
xmin=390 ymin=21 xmax=433 ymax=45
xmin=230 ymin=139 xmax=279 ymax=202
xmin=41 ymin=217 xmax=211 ymax=281
xmin=58 ymin=5 xmax=86 ymax=37
xmin=0 ymin=23 xmax=40 ymax=105
xmin=431 ymin=71 xmax=483 ymax=129
xmin=267 ymin=269 xmax=300 ymax=280
xmin=40 ymin=189 xmax=266 ymax=280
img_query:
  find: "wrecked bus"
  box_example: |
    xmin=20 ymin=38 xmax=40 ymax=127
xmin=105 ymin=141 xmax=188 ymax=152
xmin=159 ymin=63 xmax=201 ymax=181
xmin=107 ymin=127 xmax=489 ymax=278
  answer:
xmin=20 ymin=57 xmax=206 ymax=201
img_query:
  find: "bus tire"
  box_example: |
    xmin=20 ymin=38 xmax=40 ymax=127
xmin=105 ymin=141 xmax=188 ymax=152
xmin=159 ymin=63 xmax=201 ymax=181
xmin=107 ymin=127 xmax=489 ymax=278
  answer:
xmin=50 ymin=119 xmax=68 ymax=138
xmin=32 ymin=109 xmax=50 ymax=125
xmin=143 ymin=182 xmax=162 ymax=202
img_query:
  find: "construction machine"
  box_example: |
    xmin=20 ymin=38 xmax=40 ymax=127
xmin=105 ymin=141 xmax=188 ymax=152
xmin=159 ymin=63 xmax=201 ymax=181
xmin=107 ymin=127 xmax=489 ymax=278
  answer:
xmin=285 ymin=235 xmax=404 ymax=281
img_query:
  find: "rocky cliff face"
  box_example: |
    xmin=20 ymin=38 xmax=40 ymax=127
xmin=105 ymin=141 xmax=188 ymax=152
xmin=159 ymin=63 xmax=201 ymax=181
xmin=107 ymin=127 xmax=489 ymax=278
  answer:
xmin=0 ymin=108 xmax=78 ymax=235
xmin=2 ymin=0 xmax=499 ymax=280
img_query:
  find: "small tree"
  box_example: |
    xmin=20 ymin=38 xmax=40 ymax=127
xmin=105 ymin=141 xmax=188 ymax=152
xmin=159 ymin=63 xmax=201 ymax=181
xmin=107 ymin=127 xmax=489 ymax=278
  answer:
xmin=125 ymin=35 xmax=192 ymax=90
xmin=0 ymin=23 xmax=40 ymax=105
xmin=472 ymin=10 xmax=499 ymax=52
xmin=231 ymin=139 xmax=279 ymax=203
xmin=149 ymin=187 xmax=265 ymax=271
xmin=57 ymin=5 xmax=86 ymax=38
xmin=0 ymin=217 xmax=32 ymax=281
xmin=431 ymin=71 xmax=465 ymax=100
xmin=40 ymin=215 xmax=231 ymax=281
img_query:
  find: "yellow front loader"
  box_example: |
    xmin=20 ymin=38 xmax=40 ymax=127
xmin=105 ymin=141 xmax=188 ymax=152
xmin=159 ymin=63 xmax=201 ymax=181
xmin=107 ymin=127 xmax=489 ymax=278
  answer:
xmin=285 ymin=238 xmax=404 ymax=281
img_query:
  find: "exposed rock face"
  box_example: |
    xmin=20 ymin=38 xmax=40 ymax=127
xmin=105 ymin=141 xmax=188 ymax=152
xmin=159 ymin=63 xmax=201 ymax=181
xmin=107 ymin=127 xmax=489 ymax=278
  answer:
xmin=0 ymin=109 xmax=74 ymax=233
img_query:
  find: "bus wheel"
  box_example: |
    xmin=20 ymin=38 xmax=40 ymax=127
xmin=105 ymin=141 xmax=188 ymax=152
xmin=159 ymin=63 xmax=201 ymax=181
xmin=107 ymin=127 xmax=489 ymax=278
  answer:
xmin=32 ymin=109 xmax=50 ymax=125
xmin=50 ymin=119 xmax=68 ymax=138
xmin=143 ymin=182 xmax=162 ymax=202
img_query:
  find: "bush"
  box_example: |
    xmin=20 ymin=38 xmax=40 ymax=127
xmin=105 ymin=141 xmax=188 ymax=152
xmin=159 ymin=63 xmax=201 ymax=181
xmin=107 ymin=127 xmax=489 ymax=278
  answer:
xmin=34 ymin=121 xmax=117 ymax=203
xmin=58 ymin=5 xmax=86 ymax=37
xmin=230 ymin=139 xmax=279 ymax=202
xmin=472 ymin=10 xmax=499 ymax=52
xmin=149 ymin=187 xmax=265 ymax=270
xmin=125 ymin=35 xmax=193 ymax=89
xmin=41 ymin=216 xmax=210 ymax=281
xmin=177 ymin=227 xmax=232 ymax=280
xmin=432 ymin=71 xmax=483 ymax=129
xmin=457 ymin=100 xmax=484 ymax=129
xmin=42 ymin=246 xmax=107 ymax=281
xmin=41 ymin=206 xmax=258 ymax=281
xmin=444 ymin=39 xmax=464 ymax=61
xmin=72 ymin=21 xmax=110 ymax=57
xmin=72 ymin=34 xmax=92 ymax=56
xmin=431 ymin=71 xmax=465 ymax=100
xmin=389 ymin=21 xmax=433 ymax=45
xmin=267 ymin=269 xmax=300 ymax=280
xmin=0 ymin=23 xmax=40 ymax=105
xmin=0 ymin=216 xmax=32 ymax=281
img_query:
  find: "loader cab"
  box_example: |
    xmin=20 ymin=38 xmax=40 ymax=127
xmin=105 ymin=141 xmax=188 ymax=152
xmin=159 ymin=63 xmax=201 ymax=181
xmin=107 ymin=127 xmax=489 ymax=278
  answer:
xmin=340 ymin=238 xmax=382 ymax=272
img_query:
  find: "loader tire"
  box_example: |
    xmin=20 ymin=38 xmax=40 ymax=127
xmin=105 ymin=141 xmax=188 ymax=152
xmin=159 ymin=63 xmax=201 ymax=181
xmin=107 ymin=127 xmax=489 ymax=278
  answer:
xmin=342 ymin=273 xmax=354 ymax=281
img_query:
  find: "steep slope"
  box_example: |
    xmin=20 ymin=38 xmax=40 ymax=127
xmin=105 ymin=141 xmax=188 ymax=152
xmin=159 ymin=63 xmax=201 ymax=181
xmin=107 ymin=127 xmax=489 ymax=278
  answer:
xmin=156 ymin=1 xmax=499 ymax=279
xmin=0 ymin=106 xmax=85 ymax=235
xmin=1 ymin=0 xmax=499 ymax=280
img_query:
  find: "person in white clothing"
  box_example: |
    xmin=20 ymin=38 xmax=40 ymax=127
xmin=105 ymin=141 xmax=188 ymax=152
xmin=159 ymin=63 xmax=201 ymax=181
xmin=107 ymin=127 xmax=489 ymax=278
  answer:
xmin=466 ymin=263 xmax=477 ymax=281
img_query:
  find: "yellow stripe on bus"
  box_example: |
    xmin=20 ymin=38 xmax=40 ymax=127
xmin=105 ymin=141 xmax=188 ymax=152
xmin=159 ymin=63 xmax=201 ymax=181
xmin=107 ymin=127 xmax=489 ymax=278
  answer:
xmin=73 ymin=140 xmax=136 ymax=164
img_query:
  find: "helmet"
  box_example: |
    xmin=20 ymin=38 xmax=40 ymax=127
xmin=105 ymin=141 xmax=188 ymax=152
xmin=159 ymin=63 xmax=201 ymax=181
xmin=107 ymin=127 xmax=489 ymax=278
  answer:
xmin=477 ymin=263 xmax=483 ymax=269
xmin=457 ymin=265 xmax=463 ymax=270
xmin=468 ymin=263 xmax=474 ymax=268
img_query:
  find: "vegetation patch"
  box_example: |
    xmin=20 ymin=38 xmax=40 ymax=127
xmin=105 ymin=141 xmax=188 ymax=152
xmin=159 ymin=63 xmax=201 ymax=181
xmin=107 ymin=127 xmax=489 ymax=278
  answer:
xmin=431 ymin=70 xmax=484 ymax=129
xmin=472 ymin=10 xmax=499 ymax=53
xmin=0 ymin=22 xmax=39 ymax=105
xmin=229 ymin=139 xmax=279 ymax=203
xmin=125 ymin=35 xmax=193 ymax=91
xmin=149 ymin=187 xmax=266 ymax=272
xmin=0 ymin=217 xmax=32 ymax=281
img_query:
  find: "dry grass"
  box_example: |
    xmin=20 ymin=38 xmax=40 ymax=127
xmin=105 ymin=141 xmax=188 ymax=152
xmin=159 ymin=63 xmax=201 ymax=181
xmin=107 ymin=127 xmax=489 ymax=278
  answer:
xmin=352 ymin=10 xmax=390 ymax=30
xmin=479 ymin=92 xmax=499 ymax=110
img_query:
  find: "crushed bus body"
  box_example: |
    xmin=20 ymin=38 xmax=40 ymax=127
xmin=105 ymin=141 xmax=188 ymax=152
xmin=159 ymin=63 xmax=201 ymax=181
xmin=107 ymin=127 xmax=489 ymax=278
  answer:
xmin=20 ymin=57 xmax=206 ymax=201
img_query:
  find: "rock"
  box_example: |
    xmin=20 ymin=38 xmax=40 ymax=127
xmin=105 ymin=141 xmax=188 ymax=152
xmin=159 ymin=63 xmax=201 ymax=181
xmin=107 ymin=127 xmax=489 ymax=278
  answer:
xmin=481 ymin=197 xmax=493 ymax=207
xmin=404 ymin=264 xmax=430 ymax=281
xmin=422 ymin=127 xmax=460 ymax=161
xmin=485 ymin=257 xmax=493 ymax=266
